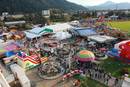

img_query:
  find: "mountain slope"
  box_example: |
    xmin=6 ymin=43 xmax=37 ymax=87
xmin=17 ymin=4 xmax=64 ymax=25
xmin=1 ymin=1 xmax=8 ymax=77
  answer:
xmin=0 ymin=0 xmax=87 ymax=14
xmin=87 ymin=1 xmax=130 ymax=10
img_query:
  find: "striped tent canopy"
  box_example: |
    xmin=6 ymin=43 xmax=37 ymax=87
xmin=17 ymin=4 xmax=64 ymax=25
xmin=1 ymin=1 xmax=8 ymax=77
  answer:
xmin=76 ymin=50 xmax=95 ymax=62
xmin=38 ymin=28 xmax=53 ymax=34
xmin=4 ymin=43 xmax=19 ymax=51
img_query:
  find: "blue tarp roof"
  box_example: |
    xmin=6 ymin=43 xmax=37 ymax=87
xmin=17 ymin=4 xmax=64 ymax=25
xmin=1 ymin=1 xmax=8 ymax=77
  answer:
xmin=75 ymin=28 xmax=97 ymax=37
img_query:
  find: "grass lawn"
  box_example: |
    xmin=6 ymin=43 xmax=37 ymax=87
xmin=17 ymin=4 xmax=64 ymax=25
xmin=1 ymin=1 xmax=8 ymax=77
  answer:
xmin=107 ymin=21 xmax=130 ymax=32
xmin=73 ymin=58 xmax=130 ymax=87
xmin=74 ymin=75 xmax=107 ymax=87
xmin=101 ymin=58 xmax=130 ymax=78
xmin=81 ymin=78 xmax=107 ymax=87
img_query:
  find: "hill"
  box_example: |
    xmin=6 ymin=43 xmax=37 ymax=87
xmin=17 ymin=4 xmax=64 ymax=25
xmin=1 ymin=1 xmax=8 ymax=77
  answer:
xmin=0 ymin=0 xmax=87 ymax=14
xmin=87 ymin=1 xmax=130 ymax=10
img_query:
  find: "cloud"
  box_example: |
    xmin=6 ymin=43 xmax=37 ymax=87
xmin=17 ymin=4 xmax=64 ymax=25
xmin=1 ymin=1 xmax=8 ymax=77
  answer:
xmin=67 ymin=0 xmax=130 ymax=6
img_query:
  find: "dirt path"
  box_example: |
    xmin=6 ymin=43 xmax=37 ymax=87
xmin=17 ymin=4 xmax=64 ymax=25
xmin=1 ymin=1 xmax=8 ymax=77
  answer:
xmin=26 ymin=67 xmax=64 ymax=87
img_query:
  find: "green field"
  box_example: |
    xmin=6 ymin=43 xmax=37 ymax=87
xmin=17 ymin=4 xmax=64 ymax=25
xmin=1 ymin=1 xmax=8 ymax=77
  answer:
xmin=101 ymin=58 xmax=130 ymax=78
xmin=80 ymin=77 xmax=107 ymax=87
xmin=74 ymin=75 xmax=107 ymax=87
xmin=107 ymin=21 xmax=130 ymax=32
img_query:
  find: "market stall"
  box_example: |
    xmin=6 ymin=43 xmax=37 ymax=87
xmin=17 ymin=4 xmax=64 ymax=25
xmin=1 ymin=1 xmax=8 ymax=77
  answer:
xmin=88 ymin=35 xmax=117 ymax=43
xmin=52 ymin=32 xmax=72 ymax=40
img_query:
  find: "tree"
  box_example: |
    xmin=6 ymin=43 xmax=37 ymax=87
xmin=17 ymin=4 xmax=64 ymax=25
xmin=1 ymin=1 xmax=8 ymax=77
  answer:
xmin=33 ymin=13 xmax=47 ymax=25
xmin=80 ymin=77 xmax=88 ymax=87
xmin=70 ymin=14 xmax=81 ymax=21
xmin=24 ymin=14 xmax=34 ymax=23
xmin=91 ymin=11 xmax=97 ymax=17
xmin=63 ymin=14 xmax=71 ymax=22
xmin=107 ymin=11 xmax=114 ymax=16
xmin=24 ymin=13 xmax=47 ymax=25
xmin=0 ymin=21 xmax=4 ymax=27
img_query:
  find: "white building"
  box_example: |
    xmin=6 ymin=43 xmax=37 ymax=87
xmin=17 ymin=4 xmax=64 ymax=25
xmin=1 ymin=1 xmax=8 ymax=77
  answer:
xmin=5 ymin=21 xmax=26 ymax=26
xmin=2 ymin=12 xmax=9 ymax=17
xmin=42 ymin=10 xmax=50 ymax=18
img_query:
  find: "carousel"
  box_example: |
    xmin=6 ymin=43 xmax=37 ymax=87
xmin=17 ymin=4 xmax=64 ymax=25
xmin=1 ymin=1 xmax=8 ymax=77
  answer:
xmin=56 ymin=43 xmax=71 ymax=56
xmin=38 ymin=61 xmax=65 ymax=80
xmin=75 ymin=50 xmax=95 ymax=62
xmin=73 ymin=50 xmax=97 ymax=67
xmin=94 ymin=48 xmax=108 ymax=61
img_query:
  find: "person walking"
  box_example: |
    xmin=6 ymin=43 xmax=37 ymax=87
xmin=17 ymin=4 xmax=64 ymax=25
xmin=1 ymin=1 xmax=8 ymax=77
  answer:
xmin=95 ymin=71 xmax=98 ymax=80
xmin=115 ymin=78 xmax=119 ymax=87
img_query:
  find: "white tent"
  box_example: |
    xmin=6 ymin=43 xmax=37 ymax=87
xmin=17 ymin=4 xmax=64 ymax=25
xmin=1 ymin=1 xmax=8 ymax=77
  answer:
xmin=24 ymin=31 xmax=41 ymax=39
xmin=45 ymin=23 xmax=73 ymax=32
xmin=52 ymin=32 xmax=72 ymax=40
xmin=70 ymin=20 xmax=80 ymax=26
xmin=24 ymin=27 xmax=53 ymax=39
xmin=24 ymin=23 xmax=73 ymax=39
xmin=88 ymin=35 xmax=116 ymax=43
xmin=28 ymin=27 xmax=43 ymax=34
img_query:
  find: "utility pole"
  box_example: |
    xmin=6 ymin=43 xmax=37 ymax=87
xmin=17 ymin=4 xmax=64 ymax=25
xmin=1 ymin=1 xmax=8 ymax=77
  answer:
xmin=68 ymin=53 xmax=71 ymax=70
xmin=116 ymin=4 xmax=118 ymax=11
xmin=115 ymin=4 xmax=118 ymax=14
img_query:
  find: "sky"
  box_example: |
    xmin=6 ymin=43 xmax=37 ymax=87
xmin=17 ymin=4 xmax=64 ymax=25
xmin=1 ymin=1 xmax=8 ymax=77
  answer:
xmin=67 ymin=0 xmax=130 ymax=6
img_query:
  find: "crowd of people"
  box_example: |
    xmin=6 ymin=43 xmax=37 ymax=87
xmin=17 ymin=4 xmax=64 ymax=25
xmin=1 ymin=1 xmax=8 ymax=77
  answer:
xmin=74 ymin=61 xmax=123 ymax=87
xmin=11 ymin=34 xmax=124 ymax=87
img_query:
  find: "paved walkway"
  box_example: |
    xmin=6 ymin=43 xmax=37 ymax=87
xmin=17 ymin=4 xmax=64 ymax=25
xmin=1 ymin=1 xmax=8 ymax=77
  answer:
xmin=52 ymin=78 xmax=75 ymax=87
xmin=0 ymin=63 xmax=10 ymax=77
xmin=26 ymin=68 xmax=65 ymax=87
xmin=122 ymin=77 xmax=130 ymax=87
xmin=0 ymin=72 xmax=10 ymax=87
